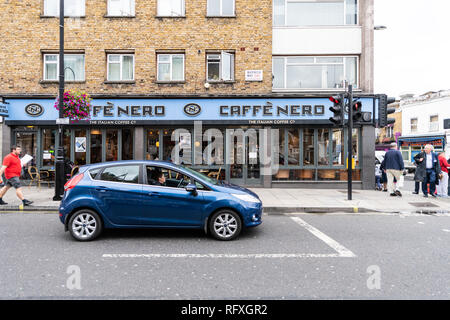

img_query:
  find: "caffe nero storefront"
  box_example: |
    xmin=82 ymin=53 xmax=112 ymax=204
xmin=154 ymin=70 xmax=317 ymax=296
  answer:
xmin=2 ymin=95 xmax=377 ymax=189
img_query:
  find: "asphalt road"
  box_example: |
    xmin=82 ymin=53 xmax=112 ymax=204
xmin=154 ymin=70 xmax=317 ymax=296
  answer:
xmin=0 ymin=212 xmax=449 ymax=299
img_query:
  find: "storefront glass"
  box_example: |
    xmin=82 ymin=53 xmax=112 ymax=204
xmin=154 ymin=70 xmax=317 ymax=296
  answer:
xmin=332 ymin=129 xmax=344 ymax=166
xmin=105 ymin=129 xmax=118 ymax=162
xmin=90 ymin=129 xmax=102 ymax=164
xmin=318 ymin=129 xmax=330 ymax=166
xmin=42 ymin=128 xmax=56 ymax=167
xmin=303 ymin=129 xmax=315 ymax=166
xmin=122 ymin=128 xmax=134 ymax=160
xmin=146 ymin=130 xmax=160 ymax=160
xmin=287 ymin=129 xmax=300 ymax=165
xmin=63 ymin=129 xmax=71 ymax=160
xmin=15 ymin=130 xmax=37 ymax=177
xmin=74 ymin=129 xmax=87 ymax=166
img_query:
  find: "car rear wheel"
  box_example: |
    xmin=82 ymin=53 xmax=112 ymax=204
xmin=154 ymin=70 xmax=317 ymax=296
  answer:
xmin=69 ymin=209 xmax=103 ymax=241
xmin=209 ymin=210 xmax=242 ymax=241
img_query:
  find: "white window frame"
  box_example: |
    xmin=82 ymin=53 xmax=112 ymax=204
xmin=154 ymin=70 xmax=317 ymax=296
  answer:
xmin=157 ymin=0 xmax=185 ymax=17
xmin=207 ymin=0 xmax=236 ymax=17
xmin=410 ymin=118 xmax=418 ymax=133
xmin=386 ymin=126 xmax=394 ymax=138
xmin=274 ymin=0 xmax=359 ymax=27
xmin=272 ymin=55 xmax=359 ymax=91
xmin=157 ymin=54 xmax=185 ymax=82
xmin=206 ymin=51 xmax=235 ymax=82
xmin=107 ymin=0 xmax=135 ymax=17
xmin=43 ymin=53 xmax=85 ymax=81
xmin=429 ymin=115 xmax=439 ymax=132
xmin=43 ymin=0 xmax=86 ymax=17
xmin=107 ymin=54 xmax=135 ymax=81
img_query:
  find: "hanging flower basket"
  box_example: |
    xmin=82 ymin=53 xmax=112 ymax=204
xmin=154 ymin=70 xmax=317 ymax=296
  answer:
xmin=54 ymin=89 xmax=92 ymax=122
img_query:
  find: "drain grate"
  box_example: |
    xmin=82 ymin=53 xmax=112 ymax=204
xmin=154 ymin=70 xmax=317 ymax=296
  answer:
xmin=408 ymin=202 xmax=439 ymax=208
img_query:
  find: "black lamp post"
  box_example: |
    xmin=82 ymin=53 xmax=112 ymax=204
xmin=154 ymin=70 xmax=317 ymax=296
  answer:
xmin=53 ymin=0 xmax=65 ymax=201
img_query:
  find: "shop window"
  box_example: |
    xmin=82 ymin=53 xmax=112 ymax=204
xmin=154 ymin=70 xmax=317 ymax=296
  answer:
xmin=44 ymin=0 xmax=85 ymax=17
xmin=273 ymin=169 xmax=315 ymax=181
xmin=90 ymin=129 xmax=102 ymax=164
xmin=15 ymin=130 xmax=37 ymax=177
xmin=352 ymin=128 xmax=360 ymax=166
xmin=202 ymin=129 xmax=224 ymax=165
xmin=107 ymin=0 xmax=135 ymax=16
xmin=318 ymin=169 xmax=361 ymax=181
xmin=207 ymin=0 xmax=235 ymax=16
xmin=157 ymin=54 xmax=185 ymax=82
xmin=332 ymin=129 xmax=344 ymax=166
xmin=106 ymin=130 xmax=118 ymax=162
xmin=303 ymin=129 xmax=315 ymax=166
xmin=157 ymin=0 xmax=185 ymax=16
xmin=279 ymin=129 xmax=286 ymax=165
xmin=163 ymin=129 xmax=191 ymax=164
xmin=272 ymin=56 xmax=358 ymax=90
xmin=318 ymin=129 xmax=330 ymax=166
xmin=207 ymin=52 xmax=235 ymax=82
xmin=107 ymin=54 xmax=134 ymax=81
xmin=74 ymin=129 xmax=87 ymax=165
xmin=122 ymin=129 xmax=134 ymax=160
xmin=42 ymin=129 xmax=56 ymax=167
xmin=146 ymin=130 xmax=160 ymax=160
xmin=273 ymin=0 xmax=358 ymax=26
xmin=43 ymin=54 xmax=85 ymax=81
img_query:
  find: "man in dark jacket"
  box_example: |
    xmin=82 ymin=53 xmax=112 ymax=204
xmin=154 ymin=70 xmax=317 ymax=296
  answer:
xmin=381 ymin=142 xmax=404 ymax=197
xmin=414 ymin=144 xmax=441 ymax=197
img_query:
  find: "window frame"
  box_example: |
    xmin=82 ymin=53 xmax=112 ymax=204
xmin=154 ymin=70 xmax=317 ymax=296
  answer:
xmin=272 ymin=55 xmax=359 ymax=90
xmin=206 ymin=51 xmax=235 ymax=82
xmin=43 ymin=0 xmax=86 ymax=17
xmin=429 ymin=115 xmax=439 ymax=132
xmin=43 ymin=53 xmax=85 ymax=82
xmin=107 ymin=0 xmax=135 ymax=17
xmin=274 ymin=0 xmax=359 ymax=27
xmin=206 ymin=0 xmax=236 ymax=17
xmin=156 ymin=53 xmax=185 ymax=82
xmin=157 ymin=0 xmax=186 ymax=17
xmin=106 ymin=54 xmax=135 ymax=82
xmin=410 ymin=118 xmax=418 ymax=133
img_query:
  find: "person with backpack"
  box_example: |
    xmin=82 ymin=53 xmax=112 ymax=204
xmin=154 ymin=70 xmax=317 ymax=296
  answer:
xmin=381 ymin=142 xmax=405 ymax=197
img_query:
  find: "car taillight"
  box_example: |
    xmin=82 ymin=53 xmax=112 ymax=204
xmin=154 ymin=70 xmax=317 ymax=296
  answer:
xmin=64 ymin=173 xmax=84 ymax=191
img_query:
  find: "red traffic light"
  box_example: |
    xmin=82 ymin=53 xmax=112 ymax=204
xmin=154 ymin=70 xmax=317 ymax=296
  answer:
xmin=329 ymin=96 xmax=341 ymax=104
xmin=353 ymin=101 xmax=362 ymax=110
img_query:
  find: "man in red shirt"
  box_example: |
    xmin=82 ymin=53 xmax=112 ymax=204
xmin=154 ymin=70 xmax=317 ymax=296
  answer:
xmin=437 ymin=152 xmax=450 ymax=197
xmin=0 ymin=145 xmax=33 ymax=206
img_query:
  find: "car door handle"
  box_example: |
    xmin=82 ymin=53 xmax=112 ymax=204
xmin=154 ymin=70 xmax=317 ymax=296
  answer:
xmin=95 ymin=186 xmax=109 ymax=192
xmin=148 ymin=192 xmax=160 ymax=197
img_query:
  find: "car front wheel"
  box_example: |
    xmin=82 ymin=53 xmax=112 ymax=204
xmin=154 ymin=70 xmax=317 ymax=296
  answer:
xmin=209 ymin=210 xmax=242 ymax=241
xmin=68 ymin=209 xmax=103 ymax=241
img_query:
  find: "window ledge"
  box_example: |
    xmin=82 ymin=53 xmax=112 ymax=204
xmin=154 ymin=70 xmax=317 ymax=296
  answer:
xmin=155 ymin=15 xmax=186 ymax=19
xmin=40 ymin=15 xmax=86 ymax=19
xmin=207 ymin=80 xmax=236 ymax=84
xmin=40 ymin=80 xmax=86 ymax=84
xmin=104 ymin=81 xmax=136 ymax=84
xmin=104 ymin=15 xmax=136 ymax=19
xmin=156 ymin=81 xmax=186 ymax=84
xmin=206 ymin=15 xmax=236 ymax=18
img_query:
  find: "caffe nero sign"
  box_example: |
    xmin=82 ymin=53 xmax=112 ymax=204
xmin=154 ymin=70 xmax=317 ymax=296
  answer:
xmin=8 ymin=98 xmax=374 ymax=125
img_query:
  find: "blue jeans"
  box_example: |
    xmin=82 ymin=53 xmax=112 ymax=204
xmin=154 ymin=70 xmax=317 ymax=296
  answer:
xmin=422 ymin=169 xmax=436 ymax=195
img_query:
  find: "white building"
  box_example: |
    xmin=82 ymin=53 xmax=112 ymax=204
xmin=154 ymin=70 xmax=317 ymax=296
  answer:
xmin=399 ymin=90 xmax=450 ymax=164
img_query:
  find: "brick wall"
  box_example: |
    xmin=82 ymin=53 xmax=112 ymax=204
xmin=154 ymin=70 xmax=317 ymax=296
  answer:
xmin=0 ymin=0 xmax=272 ymax=96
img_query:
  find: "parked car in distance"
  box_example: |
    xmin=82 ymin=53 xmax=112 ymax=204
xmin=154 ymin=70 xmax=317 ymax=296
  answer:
xmin=59 ymin=161 xmax=263 ymax=241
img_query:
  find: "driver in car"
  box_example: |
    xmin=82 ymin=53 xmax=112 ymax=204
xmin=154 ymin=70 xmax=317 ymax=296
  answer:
xmin=152 ymin=171 xmax=166 ymax=186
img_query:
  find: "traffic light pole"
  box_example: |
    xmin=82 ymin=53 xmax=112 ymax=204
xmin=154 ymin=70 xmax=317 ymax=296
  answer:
xmin=347 ymin=85 xmax=353 ymax=201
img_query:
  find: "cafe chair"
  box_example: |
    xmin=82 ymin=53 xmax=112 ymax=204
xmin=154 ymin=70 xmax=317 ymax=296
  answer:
xmin=208 ymin=167 xmax=222 ymax=180
xmin=28 ymin=166 xmax=51 ymax=189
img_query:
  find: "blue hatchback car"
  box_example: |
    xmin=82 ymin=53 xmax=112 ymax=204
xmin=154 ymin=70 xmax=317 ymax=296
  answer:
xmin=59 ymin=161 xmax=263 ymax=241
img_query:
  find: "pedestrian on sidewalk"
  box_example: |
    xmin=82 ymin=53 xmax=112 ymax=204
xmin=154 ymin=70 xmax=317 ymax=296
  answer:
xmin=413 ymin=150 xmax=426 ymax=195
xmin=437 ymin=152 xmax=450 ymax=197
xmin=381 ymin=142 xmax=404 ymax=197
xmin=414 ymin=144 xmax=441 ymax=198
xmin=375 ymin=162 xmax=383 ymax=190
xmin=0 ymin=145 xmax=34 ymax=206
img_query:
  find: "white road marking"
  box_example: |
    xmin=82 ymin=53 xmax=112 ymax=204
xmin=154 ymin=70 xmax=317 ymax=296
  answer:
xmin=443 ymin=229 xmax=450 ymax=233
xmin=290 ymin=217 xmax=356 ymax=258
xmin=418 ymin=222 xmax=425 ymax=224
xmin=102 ymin=217 xmax=356 ymax=259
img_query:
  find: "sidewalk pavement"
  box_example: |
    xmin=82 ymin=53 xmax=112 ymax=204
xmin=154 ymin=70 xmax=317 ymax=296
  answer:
xmin=1 ymin=185 xmax=450 ymax=214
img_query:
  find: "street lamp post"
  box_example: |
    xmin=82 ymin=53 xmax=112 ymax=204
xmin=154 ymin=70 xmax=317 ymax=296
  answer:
xmin=53 ymin=0 xmax=65 ymax=201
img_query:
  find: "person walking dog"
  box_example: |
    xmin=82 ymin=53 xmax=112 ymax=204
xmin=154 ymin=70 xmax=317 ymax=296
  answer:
xmin=381 ymin=142 xmax=405 ymax=197
xmin=414 ymin=144 xmax=441 ymax=198
xmin=0 ymin=146 xmax=33 ymax=206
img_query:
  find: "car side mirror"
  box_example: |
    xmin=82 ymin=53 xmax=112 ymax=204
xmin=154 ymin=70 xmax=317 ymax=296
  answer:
xmin=185 ymin=183 xmax=198 ymax=195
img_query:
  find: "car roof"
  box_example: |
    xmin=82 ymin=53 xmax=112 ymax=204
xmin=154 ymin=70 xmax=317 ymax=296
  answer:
xmin=81 ymin=160 xmax=180 ymax=170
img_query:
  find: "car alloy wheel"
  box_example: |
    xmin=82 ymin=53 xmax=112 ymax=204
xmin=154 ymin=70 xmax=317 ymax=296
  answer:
xmin=209 ymin=210 xmax=242 ymax=241
xmin=69 ymin=210 xmax=102 ymax=241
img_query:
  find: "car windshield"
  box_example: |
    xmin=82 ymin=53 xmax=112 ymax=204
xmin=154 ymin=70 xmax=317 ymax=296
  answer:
xmin=180 ymin=166 xmax=220 ymax=185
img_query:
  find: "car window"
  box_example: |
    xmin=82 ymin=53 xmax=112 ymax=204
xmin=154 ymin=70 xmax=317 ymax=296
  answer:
xmin=99 ymin=165 xmax=140 ymax=184
xmin=89 ymin=168 xmax=102 ymax=179
xmin=146 ymin=166 xmax=195 ymax=189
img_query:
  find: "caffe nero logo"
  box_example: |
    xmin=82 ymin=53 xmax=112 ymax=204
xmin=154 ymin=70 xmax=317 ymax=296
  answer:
xmin=25 ymin=103 xmax=44 ymax=117
xmin=183 ymin=103 xmax=201 ymax=116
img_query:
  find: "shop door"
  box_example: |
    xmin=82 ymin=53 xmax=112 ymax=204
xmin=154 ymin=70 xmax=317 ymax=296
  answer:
xmin=229 ymin=130 xmax=261 ymax=186
xmin=14 ymin=130 xmax=38 ymax=179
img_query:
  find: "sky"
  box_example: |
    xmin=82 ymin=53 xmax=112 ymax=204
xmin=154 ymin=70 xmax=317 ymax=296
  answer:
xmin=374 ymin=0 xmax=450 ymax=98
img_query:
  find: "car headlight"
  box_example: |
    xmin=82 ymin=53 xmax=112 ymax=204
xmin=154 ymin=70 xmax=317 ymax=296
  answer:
xmin=232 ymin=193 xmax=261 ymax=203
